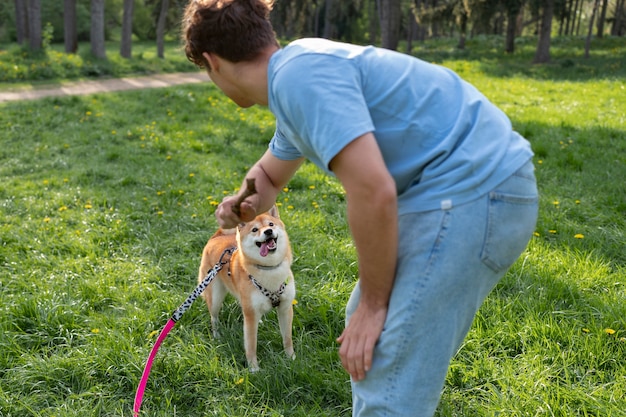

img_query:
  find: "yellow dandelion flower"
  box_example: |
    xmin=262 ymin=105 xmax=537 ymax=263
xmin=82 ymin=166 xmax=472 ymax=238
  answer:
xmin=86 ymin=111 xmax=92 ymax=116
xmin=575 ymin=200 xmax=580 ymax=204
xmin=111 ymin=130 xmax=117 ymax=135
xmin=210 ymin=201 xmax=219 ymax=206
xmin=605 ymin=328 xmax=616 ymax=335
xmin=276 ymin=202 xmax=283 ymax=207
xmin=235 ymin=378 xmax=245 ymax=385
xmin=63 ymin=178 xmax=69 ymax=183
xmin=43 ymin=179 xmax=49 ymax=185
xmin=157 ymin=211 xmax=164 ymax=216
xmin=574 ymin=234 xmax=584 ymax=239
xmin=287 ymin=205 xmax=294 ymax=210
xmin=148 ymin=330 xmax=159 ymax=338
xmin=192 ymin=213 xmax=197 ymax=218
xmin=533 ymin=232 xmax=540 ymax=237
xmin=582 ymin=328 xmax=590 ymax=333
xmin=166 ymin=155 xmax=172 ymax=160
xmin=549 ymin=229 xmax=557 ymax=234
xmin=552 ymin=200 xmax=560 ymax=206
xmin=157 ymin=191 xmax=165 ymax=196
xmin=283 ymin=187 xmax=289 ymax=192
xmin=43 ymin=217 xmax=51 ymax=223
xmin=309 ymin=185 xmax=316 ymax=190
xmin=58 ymin=206 xmax=68 ymax=212
xmin=537 ymin=160 xmax=543 ymax=164
xmin=91 ymin=328 xmax=100 ymax=334
xmin=189 ymin=173 xmax=195 ymax=178
xmin=292 ymin=299 xmax=298 ymax=305
xmin=84 ymin=204 xmax=92 ymax=209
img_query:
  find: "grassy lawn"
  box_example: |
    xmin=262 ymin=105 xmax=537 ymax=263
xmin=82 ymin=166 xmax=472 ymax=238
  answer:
xmin=0 ymin=37 xmax=625 ymax=416
xmin=0 ymin=40 xmax=197 ymax=87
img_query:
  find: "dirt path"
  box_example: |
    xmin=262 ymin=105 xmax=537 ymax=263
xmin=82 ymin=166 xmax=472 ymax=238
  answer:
xmin=0 ymin=72 xmax=207 ymax=103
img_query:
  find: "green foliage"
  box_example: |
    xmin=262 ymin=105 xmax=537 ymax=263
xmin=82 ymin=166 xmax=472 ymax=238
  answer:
xmin=0 ymin=41 xmax=196 ymax=83
xmin=0 ymin=37 xmax=624 ymax=416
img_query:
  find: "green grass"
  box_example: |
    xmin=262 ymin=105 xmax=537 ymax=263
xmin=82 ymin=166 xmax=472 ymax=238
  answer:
xmin=1 ymin=37 xmax=625 ymax=416
xmin=0 ymin=40 xmax=197 ymax=85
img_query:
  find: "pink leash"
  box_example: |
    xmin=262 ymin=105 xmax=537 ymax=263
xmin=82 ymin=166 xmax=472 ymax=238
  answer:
xmin=133 ymin=247 xmax=236 ymax=416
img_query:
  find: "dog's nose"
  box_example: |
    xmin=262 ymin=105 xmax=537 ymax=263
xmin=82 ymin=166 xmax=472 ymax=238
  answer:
xmin=264 ymin=229 xmax=273 ymax=236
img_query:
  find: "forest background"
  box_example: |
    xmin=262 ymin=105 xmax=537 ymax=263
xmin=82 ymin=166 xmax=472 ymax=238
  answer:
xmin=1 ymin=0 xmax=625 ymax=73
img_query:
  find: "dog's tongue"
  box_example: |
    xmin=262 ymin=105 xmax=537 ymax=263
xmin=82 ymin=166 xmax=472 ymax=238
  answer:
xmin=259 ymin=241 xmax=270 ymax=257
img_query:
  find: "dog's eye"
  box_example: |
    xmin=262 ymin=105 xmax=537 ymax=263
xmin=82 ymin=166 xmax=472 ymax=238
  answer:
xmin=252 ymin=227 xmax=258 ymax=232
xmin=268 ymin=222 xmax=274 ymax=227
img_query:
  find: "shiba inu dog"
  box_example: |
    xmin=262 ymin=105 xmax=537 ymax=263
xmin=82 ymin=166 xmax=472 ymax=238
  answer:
xmin=198 ymin=206 xmax=295 ymax=371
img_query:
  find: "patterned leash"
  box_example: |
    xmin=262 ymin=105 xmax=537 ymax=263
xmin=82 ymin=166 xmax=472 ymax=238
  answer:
xmin=133 ymin=179 xmax=256 ymax=416
xmin=133 ymin=247 xmax=235 ymax=416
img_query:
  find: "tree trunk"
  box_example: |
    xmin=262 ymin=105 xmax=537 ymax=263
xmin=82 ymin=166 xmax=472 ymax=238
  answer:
xmin=584 ymin=0 xmax=600 ymax=58
xmin=120 ymin=0 xmax=134 ymax=58
xmin=505 ymin=8 xmax=516 ymax=53
xmin=380 ymin=0 xmax=401 ymax=50
xmin=505 ymin=0 xmax=525 ymax=54
xmin=533 ymin=0 xmax=554 ymax=64
xmin=15 ymin=0 xmax=29 ymax=45
xmin=90 ymin=0 xmax=106 ymax=59
xmin=27 ymin=0 xmax=42 ymax=50
xmin=322 ymin=0 xmax=334 ymax=39
xmin=64 ymin=0 xmax=77 ymax=53
xmin=156 ymin=0 xmax=169 ymax=59
xmin=457 ymin=10 xmax=467 ymax=50
xmin=597 ymin=0 xmax=608 ymax=37
xmin=565 ymin=0 xmax=576 ymax=35
xmin=612 ymin=0 xmax=625 ymax=36
xmin=573 ymin=0 xmax=583 ymax=35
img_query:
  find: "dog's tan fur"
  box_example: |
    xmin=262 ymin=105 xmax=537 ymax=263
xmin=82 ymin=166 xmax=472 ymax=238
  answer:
xmin=198 ymin=206 xmax=295 ymax=371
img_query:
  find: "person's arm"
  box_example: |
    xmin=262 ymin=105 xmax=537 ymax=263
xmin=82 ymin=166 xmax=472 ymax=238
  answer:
xmin=332 ymin=132 xmax=398 ymax=382
xmin=215 ymin=149 xmax=304 ymax=228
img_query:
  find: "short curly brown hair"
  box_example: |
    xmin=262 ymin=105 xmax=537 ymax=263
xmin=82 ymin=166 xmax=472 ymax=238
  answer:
xmin=182 ymin=0 xmax=279 ymax=70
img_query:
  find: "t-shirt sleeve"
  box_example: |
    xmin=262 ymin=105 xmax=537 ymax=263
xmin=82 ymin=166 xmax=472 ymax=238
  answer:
xmin=269 ymin=124 xmax=303 ymax=161
xmin=270 ymin=54 xmax=375 ymax=171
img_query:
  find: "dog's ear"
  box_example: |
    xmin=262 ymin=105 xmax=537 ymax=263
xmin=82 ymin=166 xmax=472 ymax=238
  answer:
xmin=268 ymin=204 xmax=279 ymax=218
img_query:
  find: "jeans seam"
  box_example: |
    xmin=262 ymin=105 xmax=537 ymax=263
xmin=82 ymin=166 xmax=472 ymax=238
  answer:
xmin=383 ymin=210 xmax=450 ymax=411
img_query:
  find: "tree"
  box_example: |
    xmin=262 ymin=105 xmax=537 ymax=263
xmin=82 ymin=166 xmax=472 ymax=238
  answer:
xmin=533 ymin=0 xmax=554 ymax=64
xmin=64 ymin=0 xmax=77 ymax=53
xmin=597 ymin=0 xmax=608 ymax=37
xmin=15 ymin=0 xmax=28 ymax=45
xmin=379 ymin=0 xmax=401 ymax=49
xmin=611 ymin=0 xmax=625 ymax=36
xmin=156 ymin=0 xmax=169 ymax=59
xmin=504 ymin=0 xmax=525 ymax=54
xmin=27 ymin=0 xmax=42 ymax=50
xmin=90 ymin=0 xmax=106 ymax=59
xmin=120 ymin=0 xmax=134 ymax=58
xmin=584 ymin=0 xmax=600 ymax=58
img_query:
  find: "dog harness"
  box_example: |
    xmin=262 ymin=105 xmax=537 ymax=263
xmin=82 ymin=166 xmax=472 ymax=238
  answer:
xmin=248 ymin=274 xmax=286 ymax=308
xmin=225 ymin=249 xmax=288 ymax=308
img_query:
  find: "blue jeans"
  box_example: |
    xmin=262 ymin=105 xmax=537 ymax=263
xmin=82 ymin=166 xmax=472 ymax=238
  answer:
xmin=346 ymin=160 xmax=538 ymax=417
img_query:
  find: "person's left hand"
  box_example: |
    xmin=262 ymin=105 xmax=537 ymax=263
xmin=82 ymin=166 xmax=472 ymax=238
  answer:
xmin=336 ymin=301 xmax=387 ymax=381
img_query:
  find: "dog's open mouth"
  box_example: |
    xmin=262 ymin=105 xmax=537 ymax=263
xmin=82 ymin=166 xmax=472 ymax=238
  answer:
xmin=256 ymin=237 xmax=277 ymax=257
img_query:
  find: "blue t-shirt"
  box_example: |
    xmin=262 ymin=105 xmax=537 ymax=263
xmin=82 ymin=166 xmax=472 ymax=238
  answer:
xmin=267 ymin=38 xmax=533 ymax=214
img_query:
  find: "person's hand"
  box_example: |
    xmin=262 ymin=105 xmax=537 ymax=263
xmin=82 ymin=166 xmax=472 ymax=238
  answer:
xmin=215 ymin=195 xmax=257 ymax=229
xmin=336 ymin=301 xmax=387 ymax=381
